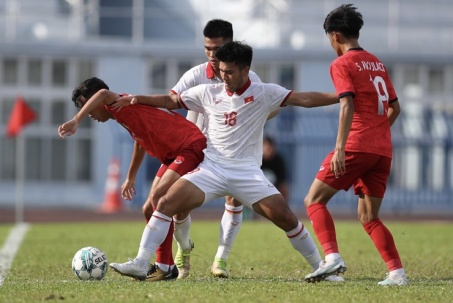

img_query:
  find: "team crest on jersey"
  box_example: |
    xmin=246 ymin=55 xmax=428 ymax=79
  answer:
xmin=244 ymin=96 xmax=254 ymax=103
xmin=213 ymin=98 xmax=223 ymax=105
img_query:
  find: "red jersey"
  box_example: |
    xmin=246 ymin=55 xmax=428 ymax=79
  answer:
xmin=330 ymin=48 xmax=398 ymax=158
xmin=105 ymin=103 xmax=206 ymax=165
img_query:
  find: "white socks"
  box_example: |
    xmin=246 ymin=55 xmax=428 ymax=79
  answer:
xmin=173 ymin=215 xmax=192 ymax=250
xmin=286 ymin=221 xmax=322 ymax=270
xmin=136 ymin=211 xmax=172 ymax=265
xmin=215 ymin=204 xmax=243 ymax=260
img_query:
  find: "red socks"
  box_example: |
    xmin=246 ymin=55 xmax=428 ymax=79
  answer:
xmin=306 ymin=203 xmax=338 ymax=254
xmin=363 ymin=218 xmax=402 ymax=271
xmin=155 ymin=220 xmax=175 ymax=265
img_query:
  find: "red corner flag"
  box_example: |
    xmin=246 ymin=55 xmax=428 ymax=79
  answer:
xmin=6 ymin=97 xmax=37 ymax=137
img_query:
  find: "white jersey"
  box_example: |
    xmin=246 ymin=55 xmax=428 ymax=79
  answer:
xmin=171 ymin=62 xmax=261 ymax=134
xmin=180 ymin=80 xmax=291 ymax=166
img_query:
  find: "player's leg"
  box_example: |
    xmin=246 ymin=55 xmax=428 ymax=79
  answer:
xmin=173 ymin=210 xmax=194 ymax=279
xmin=109 ymin=177 xmax=205 ymax=280
xmin=110 ymin=140 xmax=206 ymax=281
xmin=142 ymin=174 xmax=160 ymax=220
xmin=357 ymin=156 xmax=407 ymax=286
xmin=211 ymin=195 xmax=243 ymax=278
xmin=303 ymin=151 xmax=362 ymax=282
xmin=358 ymin=194 xmax=406 ymax=286
xmin=228 ymin=165 xmax=323 ymax=279
xmin=252 ymin=194 xmax=323 ymax=275
xmin=145 ymin=167 xmax=181 ymax=281
xmin=168 ymin=139 xmax=206 ymax=279
xmin=303 ymin=179 xmax=346 ymax=282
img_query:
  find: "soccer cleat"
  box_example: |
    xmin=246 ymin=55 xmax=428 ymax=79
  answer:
xmin=323 ymin=274 xmax=345 ymax=282
xmin=144 ymin=264 xmax=177 ymax=282
xmin=110 ymin=259 xmax=148 ymax=281
xmin=211 ymin=258 xmax=229 ymax=278
xmin=174 ymin=240 xmax=194 ymax=279
xmin=378 ymin=274 xmax=408 ymax=286
xmin=171 ymin=265 xmax=179 ymax=279
xmin=304 ymin=258 xmax=347 ymax=283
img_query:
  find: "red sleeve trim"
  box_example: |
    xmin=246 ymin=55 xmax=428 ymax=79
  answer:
xmin=280 ymin=91 xmax=293 ymax=107
xmin=179 ymin=94 xmax=189 ymax=110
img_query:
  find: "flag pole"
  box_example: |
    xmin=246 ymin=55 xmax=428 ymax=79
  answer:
xmin=15 ymin=132 xmax=25 ymax=223
xmin=7 ymin=96 xmax=36 ymax=223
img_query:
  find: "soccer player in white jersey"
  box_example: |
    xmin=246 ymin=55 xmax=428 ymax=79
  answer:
xmin=171 ymin=19 xmax=270 ymax=279
xmin=109 ymin=41 xmax=343 ymax=282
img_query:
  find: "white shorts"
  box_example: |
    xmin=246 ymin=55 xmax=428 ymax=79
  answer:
xmin=181 ymin=158 xmax=280 ymax=208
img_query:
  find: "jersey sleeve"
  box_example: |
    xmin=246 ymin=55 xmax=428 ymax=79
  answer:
xmin=179 ymin=85 xmax=205 ymax=113
xmin=330 ymin=60 xmax=354 ymax=98
xmin=264 ymin=83 xmax=292 ymax=111
xmin=170 ymin=67 xmax=199 ymax=94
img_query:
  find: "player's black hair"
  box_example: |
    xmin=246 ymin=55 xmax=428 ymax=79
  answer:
xmin=203 ymin=19 xmax=233 ymax=40
xmin=323 ymin=4 xmax=363 ymax=39
xmin=215 ymin=41 xmax=252 ymax=69
xmin=72 ymin=77 xmax=109 ymax=109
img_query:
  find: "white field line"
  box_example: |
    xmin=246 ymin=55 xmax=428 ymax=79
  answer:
xmin=0 ymin=223 xmax=30 ymax=287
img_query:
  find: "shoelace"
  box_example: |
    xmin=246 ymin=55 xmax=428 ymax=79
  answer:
xmin=147 ymin=264 xmax=159 ymax=275
xmin=215 ymin=259 xmax=227 ymax=269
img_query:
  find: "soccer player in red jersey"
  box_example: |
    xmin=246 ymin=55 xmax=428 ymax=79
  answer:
xmin=303 ymin=4 xmax=407 ymax=286
xmin=57 ymin=77 xmax=206 ymax=282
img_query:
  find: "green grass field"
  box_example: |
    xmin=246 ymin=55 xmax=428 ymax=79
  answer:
xmin=0 ymin=220 xmax=452 ymax=303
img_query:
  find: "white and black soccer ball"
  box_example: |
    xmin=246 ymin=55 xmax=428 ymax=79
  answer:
xmin=72 ymin=246 xmax=108 ymax=280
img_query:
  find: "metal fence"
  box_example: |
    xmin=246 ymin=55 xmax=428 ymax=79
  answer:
xmin=126 ymin=104 xmax=453 ymax=219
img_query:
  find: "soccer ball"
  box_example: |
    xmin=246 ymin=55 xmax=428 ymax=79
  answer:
xmin=72 ymin=246 xmax=108 ymax=280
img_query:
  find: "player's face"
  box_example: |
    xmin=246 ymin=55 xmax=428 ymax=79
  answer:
xmin=204 ymin=37 xmax=230 ymax=71
xmin=219 ymin=62 xmax=249 ymax=93
xmin=78 ymin=97 xmax=111 ymax=123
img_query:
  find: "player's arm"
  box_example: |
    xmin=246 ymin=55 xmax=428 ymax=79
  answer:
xmin=113 ymin=94 xmax=181 ymax=111
xmin=284 ymin=91 xmax=338 ymax=107
xmin=388 ymin=100 xmax=400 ymax=127
xmin=58 ymin=89 xmax=116 ymax=138
xmin=121 ymin=142 xmax=145 ymax=200
xmin=331 ymin=95 xmax=354 ymax=178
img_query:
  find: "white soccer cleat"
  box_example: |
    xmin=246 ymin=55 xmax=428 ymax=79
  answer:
xmin=175 ymin=240 xmax=194 ymax=279
xmin=109 ymin=259 xmax=148 ymax=281
xmin=211 ymin=258 xmax=229 ymax=278
xmin=323 ymin=274 xmax=345 ymax=282
xmin=305 ymin=258 xmax=347 ymax=283
xmin=378 ymin=273 xmax=408 ymax=286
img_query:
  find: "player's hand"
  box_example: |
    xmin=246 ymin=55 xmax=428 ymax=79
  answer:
xmin=121 ymin=179 xmax=136 ymax=200
xmin=111 ymin=95 xmax=138 ymax=111
xmin=58 ymin=118 xmax=79 ymax=138
xmin=330 ymin=149 xmax=346 ymax=178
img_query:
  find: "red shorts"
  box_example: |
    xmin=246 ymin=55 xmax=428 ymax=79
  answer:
xmin=156 ymin=138 xmax=206 ymax=177
xmin=315 ymin=151 xmax=391 ymax=198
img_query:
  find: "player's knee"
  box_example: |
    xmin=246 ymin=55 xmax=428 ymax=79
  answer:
xmin=303 ymin=195 xmax=315 ymax=208
xmin=142 ymin=200 xmax=153 ymax=218
xmin=155 ymin=195 xmax=177 ymax=217
xmin=357 ymin=212 xmax=376 ymax=225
